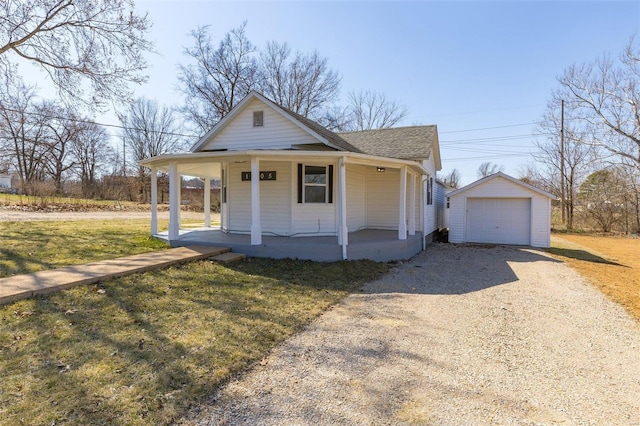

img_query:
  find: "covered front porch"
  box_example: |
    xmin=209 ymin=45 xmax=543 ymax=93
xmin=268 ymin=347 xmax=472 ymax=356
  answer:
xmin=154 ymin=227 xmax=424 ymax=262
xmin=141 ymin=150 xmax=428 ymax=262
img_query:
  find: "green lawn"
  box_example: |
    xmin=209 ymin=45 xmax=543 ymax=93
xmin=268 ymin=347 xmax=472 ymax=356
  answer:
xmin=0 ymin=220 xmax=169 ymax=277
xmin=0 ymin=220 xmax=388 ymax=425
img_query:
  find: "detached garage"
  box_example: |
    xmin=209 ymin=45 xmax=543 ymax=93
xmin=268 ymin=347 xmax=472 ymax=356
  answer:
xmin=446 ymin=172 xmax=555 ymax=248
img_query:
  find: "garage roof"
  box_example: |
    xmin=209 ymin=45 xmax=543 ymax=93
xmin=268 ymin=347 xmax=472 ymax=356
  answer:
xmin=447 ymin=172 xmax=557 ymax=199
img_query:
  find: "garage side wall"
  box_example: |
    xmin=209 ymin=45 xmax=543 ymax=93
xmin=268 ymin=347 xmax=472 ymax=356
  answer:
xmin=448 ymin=176 xmax=551 ymax=247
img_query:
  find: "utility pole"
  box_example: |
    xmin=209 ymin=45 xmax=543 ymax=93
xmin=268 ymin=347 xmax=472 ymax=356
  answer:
xmin=122 ymin=138 xmax=127 ymax=177
xmin=560 ymin=99 xmax=566 ymax=226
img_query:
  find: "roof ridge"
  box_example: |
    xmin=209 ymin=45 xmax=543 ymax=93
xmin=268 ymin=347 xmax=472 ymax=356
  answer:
xmin=337 ymin=124 xmax=437 ymax=135
xmin=276 ymin=103 xmax=363 ymax=153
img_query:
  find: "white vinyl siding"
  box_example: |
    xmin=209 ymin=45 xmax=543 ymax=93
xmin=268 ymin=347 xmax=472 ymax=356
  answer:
xmin=227 ymin=162 xmax=251 ymax=232
xmin=292 ymin=162 xmax=336 ymax=236
xmin=420 ymin=159 xmax=439 ymax=237
xmin=448 ymin=175 xmax=552 ymax=247
xmin=259 ymin=161 xmax=291 ymax=235
xmin=435 ymin=181 xmax=447 ymax=230
xmin=346 ymin=164 xmax=366 ymax=231
xmin=200 ymin=99 xmax=318 ymax=151
xmin=448 ymin=195 xmax=466 ymax=243
xmin=226 ymin=161 xmax=291 ymax=235
xmin=365 ymin=167 xmax=399 ymax=229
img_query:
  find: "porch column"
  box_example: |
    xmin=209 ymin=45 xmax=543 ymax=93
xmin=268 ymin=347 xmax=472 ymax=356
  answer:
xmin=398 ymin=166 xmax=407 ymax=240
xmin=168 ymin=162 xmax=180 ymax=241
xmin=250 ymin=157 xmax=262 ymax=245
xmin=408 ymin=172 xmax=416 ymax=236
xmin=203 ymin=176 xmax=211 ymax=227
xmin=338 ymin=157 xmax=348 ymax=259
xmin=150 ymin=166 xmax=158 ymax=235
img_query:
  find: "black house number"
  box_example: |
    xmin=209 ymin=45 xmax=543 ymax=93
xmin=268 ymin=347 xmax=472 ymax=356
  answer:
xmin=241 ymin=171 xmax=277 ymax=181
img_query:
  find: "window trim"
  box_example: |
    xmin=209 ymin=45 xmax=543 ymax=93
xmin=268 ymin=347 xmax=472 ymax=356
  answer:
xmin=297 ymin=163 xmax=334 ymax=204
xmin=427 ymin=176 xmax=433 ymax=205
xmin=253 ymin=110 xmax=264 ymax=127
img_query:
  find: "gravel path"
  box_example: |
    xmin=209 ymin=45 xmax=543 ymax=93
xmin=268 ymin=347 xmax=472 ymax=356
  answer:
xmin=183 ymin=244 xmax=640 ymax=425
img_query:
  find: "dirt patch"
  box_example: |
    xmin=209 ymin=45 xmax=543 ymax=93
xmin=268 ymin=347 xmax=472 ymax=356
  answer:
xmin=550 ymin=233 xmax=640 ymax=322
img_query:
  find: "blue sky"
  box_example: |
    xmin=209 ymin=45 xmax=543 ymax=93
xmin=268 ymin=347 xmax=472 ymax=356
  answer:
xmin=25 ymin=0 xmax=640 ymax=185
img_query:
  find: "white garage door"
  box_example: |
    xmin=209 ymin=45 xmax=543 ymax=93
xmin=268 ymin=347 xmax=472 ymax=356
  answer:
xmin=466 ymin=198 xmax=531 ymax=245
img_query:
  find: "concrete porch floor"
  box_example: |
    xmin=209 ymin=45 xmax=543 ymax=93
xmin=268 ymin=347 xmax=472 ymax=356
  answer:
xmin=154 ymin=228 xmax=424 ymax=262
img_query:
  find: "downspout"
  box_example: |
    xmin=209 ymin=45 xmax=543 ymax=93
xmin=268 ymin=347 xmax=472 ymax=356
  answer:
xmin=422 ymin=175 xmax=428 ymax=250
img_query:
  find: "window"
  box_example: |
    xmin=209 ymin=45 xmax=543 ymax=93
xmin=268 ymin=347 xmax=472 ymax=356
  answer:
xmin=427 ymin=176 xmax=433 ymax=205
xmin=446 ymin=197 xmax=450 ymax=209
xmin=298 ymin=164 xmax=333 ymax=203
xmin=253 ymin=111 xmax=264 ymax=127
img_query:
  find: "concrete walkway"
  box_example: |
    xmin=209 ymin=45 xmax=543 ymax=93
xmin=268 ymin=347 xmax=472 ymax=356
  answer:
xmin=0 ymin=246 xmax=233 ymax=305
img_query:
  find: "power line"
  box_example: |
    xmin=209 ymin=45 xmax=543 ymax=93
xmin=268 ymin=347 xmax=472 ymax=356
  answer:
xmin=439 ymin=121 xmax=539 ymax=134
xmin=440 ymin=134 xmax=537 ymax=144
xmin=425 ymin=104 xmax=545 ymax=119
xmin=446 ymin=146 xmax=533 ymax=155
xmin=0 ymin=105 xmax=201 ymax=139
xmin=442 ymin=153 xmax=535 ymax=161
xmin=1 ymin=105 xmax=549 ymax=145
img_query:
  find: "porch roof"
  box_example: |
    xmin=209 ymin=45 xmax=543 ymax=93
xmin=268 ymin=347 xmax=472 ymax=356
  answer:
xmin=139 ymin=150 xmax=428 ymax=177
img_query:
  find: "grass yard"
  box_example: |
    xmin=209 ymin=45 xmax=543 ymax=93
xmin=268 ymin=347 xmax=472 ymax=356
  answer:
xmin=548 ymin=233 xmax=640 ymax=322
xmin=0 ymin=220 xmax=170 ymax=277
xmin=0 ymin=258 xmax=387 ymax=425
xmin=0 ymin=219 xmax=388 ymax=424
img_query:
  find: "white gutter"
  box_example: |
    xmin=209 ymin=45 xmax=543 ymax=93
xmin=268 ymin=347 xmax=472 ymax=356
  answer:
xmin=139 ymin=150 xmax=428 ymax=176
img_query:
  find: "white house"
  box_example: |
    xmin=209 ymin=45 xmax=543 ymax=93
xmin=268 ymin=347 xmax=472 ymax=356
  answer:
xmin=140 ymin=91 xmax=442 ymax=262
xmin=446 ymin=172 xmax=556 ymax=248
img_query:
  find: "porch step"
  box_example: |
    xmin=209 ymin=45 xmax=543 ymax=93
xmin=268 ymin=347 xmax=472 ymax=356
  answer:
xmin=210 ymin=251 xmax=247 ymax=264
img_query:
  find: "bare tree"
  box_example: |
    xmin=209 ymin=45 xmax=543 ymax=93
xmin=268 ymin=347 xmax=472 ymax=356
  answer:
xmin=440 ymin=169 xmax=461 ymax=189
xmin=120 ymin=97 xmax=185 ymax=199
xmin=40 ymin=102 xmax=80 ymax=193
xmin=71 ymin=122 xmax=113 ymax=198
xmin=315 ymin=105 xmax=352 ymax=131
xmin=579 ymin=168 xmax=626 ymax=232
xmin=178 ymin=22 xmax=260 ymax=134
xmin=477 ymin=162 xmax=504 ymax=179
xmin=343 ymin=90 xmax=407 ymax=131
xmin=0 ymin=0 xmax=151 ymax=109
xmin=557 ymin=38 xmax=640 ymax=169
xmin=177 ymin=22 xmax=343 ymax=133
xmin=260 ymin=41 xmax=341 ymax=118
xmin=518 ymin=164 xmax=561 ymax=197
xmin=0 ymin=74 xmax=50 ymax=194
xmin=535 ymin=96 xmax=598 ymax=229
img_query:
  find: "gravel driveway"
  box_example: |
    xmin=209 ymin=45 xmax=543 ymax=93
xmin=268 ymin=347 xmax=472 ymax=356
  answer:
xmin=183 ymin=243 xmax=640 ymax=425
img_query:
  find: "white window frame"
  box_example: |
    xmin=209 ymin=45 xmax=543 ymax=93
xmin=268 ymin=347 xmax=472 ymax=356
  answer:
xmin=303 ymin=164 xmax=328 ymax=203
xmin=253 ymin=110 xmax=264 ymax=127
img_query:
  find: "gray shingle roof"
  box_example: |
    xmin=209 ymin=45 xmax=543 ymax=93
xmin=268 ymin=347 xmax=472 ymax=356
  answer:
xmin=277 ymin=107 xmax=363 ymax=153
xmin=338 ymin=126 xmax=437 ymax=160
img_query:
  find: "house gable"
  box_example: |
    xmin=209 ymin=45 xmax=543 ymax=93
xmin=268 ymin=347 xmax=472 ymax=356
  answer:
xmin=191 ymin=91 xmax=361 ymax=153
xmin=194 ymin=97 xmax=322 ymax=152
